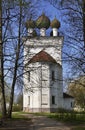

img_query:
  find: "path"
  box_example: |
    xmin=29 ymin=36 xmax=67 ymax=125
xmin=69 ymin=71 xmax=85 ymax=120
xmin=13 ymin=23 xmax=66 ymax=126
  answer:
xmin=28 ymin=114 xmax=70 ymax=130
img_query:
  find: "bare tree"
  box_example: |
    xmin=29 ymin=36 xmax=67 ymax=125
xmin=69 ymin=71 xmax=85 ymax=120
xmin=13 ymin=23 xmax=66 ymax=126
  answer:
xmin=47 ymin=0 xmax=85 ymax=81
xmin=6 ymin=0 xmax=38 ymax=118
xmin=7 ymin=0 xmax=22 ymax=118
xmin=0 ymin=0 xmax=38 ymax=118
xmin=0 ymin=0 xmax=7 ymax=118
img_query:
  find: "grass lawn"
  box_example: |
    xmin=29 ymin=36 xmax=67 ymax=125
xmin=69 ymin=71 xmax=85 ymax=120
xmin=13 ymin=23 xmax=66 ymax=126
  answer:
xmin=12 ymin=111 xmax=29 ymax=119
xmin=47 ymin=112 xmax=85 ymax=124
xmin=0 ymin=111 xmax=30 ymax=120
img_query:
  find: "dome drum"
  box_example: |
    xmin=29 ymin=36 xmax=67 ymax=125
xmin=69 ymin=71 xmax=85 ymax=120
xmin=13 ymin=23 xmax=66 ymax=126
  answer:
xmin=40 ymin=28 xmax=46 ymax=36
xmin=53 ymin=28 xmax=58 ymax=36
xmin=27 ymin=28 xmax=34 ymax=36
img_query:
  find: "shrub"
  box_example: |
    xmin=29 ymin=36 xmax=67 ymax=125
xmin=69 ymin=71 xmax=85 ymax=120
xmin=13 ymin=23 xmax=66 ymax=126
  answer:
xmin=56 ymin=108 xmax=74 ymax=113
xmin=12 ymin=104 xmax=23 ymax=112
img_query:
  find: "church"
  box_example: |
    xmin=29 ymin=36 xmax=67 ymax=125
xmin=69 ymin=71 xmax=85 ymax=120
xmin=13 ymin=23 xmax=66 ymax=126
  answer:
xmin=23 ymin=13 xmax=74 ymax=112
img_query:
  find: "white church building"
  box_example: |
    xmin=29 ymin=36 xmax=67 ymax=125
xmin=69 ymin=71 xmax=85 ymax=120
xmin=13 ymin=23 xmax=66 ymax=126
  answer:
xmin=23 ymin=13 xmax=74 ymax=112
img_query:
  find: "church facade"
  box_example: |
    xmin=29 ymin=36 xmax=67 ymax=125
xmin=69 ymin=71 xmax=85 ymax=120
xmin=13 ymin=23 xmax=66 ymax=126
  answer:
xmin=23 ymin=13 xmax=74 ymax=112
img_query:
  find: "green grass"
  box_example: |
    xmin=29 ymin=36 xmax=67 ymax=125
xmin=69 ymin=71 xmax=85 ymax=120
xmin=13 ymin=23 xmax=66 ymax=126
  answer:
xmin=12 ymin=111 xmax=31 ymax=120
xmin=33 ymin=112 xmax=54 ymax=116
xmin=47 ymin=112 xmax=85 ymax=125
xmin=0 ymin=111 xmax=30 ymax=120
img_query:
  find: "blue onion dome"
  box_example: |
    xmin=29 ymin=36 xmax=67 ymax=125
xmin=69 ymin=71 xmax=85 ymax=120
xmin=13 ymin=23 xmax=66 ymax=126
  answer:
xmin=51 ymin=17 xmax=60 ymax=28
xmin=26 ymin=19 xmax=35 ymax=28
xmin=36 ymin=13 xmax=50 ymax=29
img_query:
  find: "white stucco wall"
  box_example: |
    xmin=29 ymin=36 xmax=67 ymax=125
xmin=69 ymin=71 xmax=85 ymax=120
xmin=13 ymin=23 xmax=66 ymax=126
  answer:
xmin=24 ymin=36 xmax=63 ymax=65
xmin=23 ymin=36 xmax=74 ymax=112
xmin=49 ymin=64 xmax=63 ymax=109
xmin=23 ymin=36 xmax=64 ymax=112
xmin=23 ymin=61 xmax=64 ymax=111
xmin=23 ymin=62 xmax=51 ymax=111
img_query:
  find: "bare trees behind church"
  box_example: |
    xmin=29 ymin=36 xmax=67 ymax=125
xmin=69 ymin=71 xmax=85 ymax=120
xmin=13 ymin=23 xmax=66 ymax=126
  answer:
xmin=47 ymin=0 xmax=85 ymax=81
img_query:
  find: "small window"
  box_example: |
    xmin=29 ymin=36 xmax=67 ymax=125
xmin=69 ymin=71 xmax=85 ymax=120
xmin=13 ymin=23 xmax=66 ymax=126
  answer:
xmin=52 ymin=96 xmax=55 ymax=104
xmin=71 ymin=102 xmax=73 ymax=108
xmin=28 ymin=72 xmax=30 ymax=82
xmin=28 ymin=96 xmax=30 ymax=105
xmin=52 ymin=71 xmax=55 ymax=81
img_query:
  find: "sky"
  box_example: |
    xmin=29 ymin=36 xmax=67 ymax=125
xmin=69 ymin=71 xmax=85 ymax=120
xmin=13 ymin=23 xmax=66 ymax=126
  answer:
xmin=32 ymin=0 xmax=64 ymax=36
xmin=37 ymin=0 xmax=69 ymax=31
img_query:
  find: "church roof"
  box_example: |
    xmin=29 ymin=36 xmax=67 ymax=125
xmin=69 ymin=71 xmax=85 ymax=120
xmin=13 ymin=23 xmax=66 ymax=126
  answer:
xmin=63 ymin=93 xmax=74 ymax=98
xmin=29 ymin=50 xmax=56 ymax=64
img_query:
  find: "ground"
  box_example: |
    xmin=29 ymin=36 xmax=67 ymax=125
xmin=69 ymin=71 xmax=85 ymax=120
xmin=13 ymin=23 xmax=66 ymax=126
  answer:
xmin=0 ymin=114 xmax=85 ymax=130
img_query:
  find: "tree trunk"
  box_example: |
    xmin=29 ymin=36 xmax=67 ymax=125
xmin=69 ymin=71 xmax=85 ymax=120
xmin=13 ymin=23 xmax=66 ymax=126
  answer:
xmin=8 ymin=0 xmax=22 ymax=118
xmin=0 ymin=0 xmax=7 ymax=118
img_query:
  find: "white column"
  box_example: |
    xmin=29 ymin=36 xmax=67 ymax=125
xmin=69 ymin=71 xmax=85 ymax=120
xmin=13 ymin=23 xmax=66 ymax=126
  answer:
xmin=53 ymin=28 xmax=58 ymax=36
xmin=40 ymin=28 xmax=46 ymax=36
xmin=28 ymin=28 xmax=33 ymax=36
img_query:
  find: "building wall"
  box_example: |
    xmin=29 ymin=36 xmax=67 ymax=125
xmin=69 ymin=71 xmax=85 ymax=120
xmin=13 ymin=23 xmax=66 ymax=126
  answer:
xmin=23 ymin=61 xmax=64 ymax=112
xmin=23 ymin=36 xmax=63 ymax=112
xmin=23 ymin=36 xmax=74 ymax=112
xmin=63 ymin=98 xmax=74 ymax=110
xmin=49 ymin=64 xmax=63 ymax=110
xmin=24 ymin=37 xmax=63 ymax=65
xmin=23 ymin=62 xmax=51 ymax=112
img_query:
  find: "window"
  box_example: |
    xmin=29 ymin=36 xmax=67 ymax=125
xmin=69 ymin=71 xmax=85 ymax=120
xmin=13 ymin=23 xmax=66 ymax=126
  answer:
xmin=28 ymin=96 xmax=30 ymax=105
xmin=52 ymin=71 xmax=55 ymax=81
xmin=28 ymin=72 xmax=30 ymax=82
xmin=71 ymin=102 xmax=73 ymax=108
xmin=52 ymin=96 xmax=55 ymax=104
